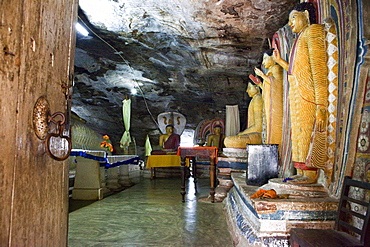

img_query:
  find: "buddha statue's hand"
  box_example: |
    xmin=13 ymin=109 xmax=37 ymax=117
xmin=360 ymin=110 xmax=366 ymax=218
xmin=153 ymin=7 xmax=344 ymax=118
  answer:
xmin=254 ymin=67 xmax=264 ymax=77
xmin=315 ymin=106 xmax=327 ymax=132
xmin=273 ymin=48 xmax=281 ymax=63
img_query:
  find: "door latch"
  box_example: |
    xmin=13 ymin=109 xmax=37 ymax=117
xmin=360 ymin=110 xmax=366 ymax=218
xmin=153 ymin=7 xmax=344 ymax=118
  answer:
xmin=33 ymin=96 xmax=71 ymax=161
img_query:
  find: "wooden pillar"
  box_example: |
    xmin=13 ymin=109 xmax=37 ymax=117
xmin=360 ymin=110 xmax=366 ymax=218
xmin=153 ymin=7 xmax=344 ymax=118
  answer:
xmin=0 ymin=0 xmax=77 ymax=246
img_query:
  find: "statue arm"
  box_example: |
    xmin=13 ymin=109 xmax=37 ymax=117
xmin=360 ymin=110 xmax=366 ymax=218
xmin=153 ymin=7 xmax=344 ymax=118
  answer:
xmin=254 ymin=68 xmax=270 ymax=84
xmin=252 ymin=95 xmax=264 ymax=132
xmin=206 ymin=135 xmax=213 ymax=147
xmin=255 ymin=66 xmax=283 ymax=88
xmin=307 ymin=25 xmax=328 ymax=131
xmin=273 ymin=48 xmax=289 ymax=71
xmin=159 ymin=135 xmax=165 ymax=149
xmin=270 ymin=65 xmax=283 ymax=82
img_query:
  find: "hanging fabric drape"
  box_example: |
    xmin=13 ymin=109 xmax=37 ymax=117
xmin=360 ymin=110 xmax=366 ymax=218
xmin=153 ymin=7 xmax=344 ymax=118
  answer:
xmin=225 ymin=105 xmax=240 ymax=136
xmin=120 ymin=99 xmax=131 ymax=148
xmin=145 ymin=135 xmax=152 ymax=156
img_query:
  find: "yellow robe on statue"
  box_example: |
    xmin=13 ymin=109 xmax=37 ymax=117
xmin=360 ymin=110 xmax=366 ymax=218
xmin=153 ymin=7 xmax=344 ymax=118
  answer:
xmin=288 ymin=23 xmax=328 ymax=169
xmin=262 ymin=65 xmax=283 ymax=145
xmin=224 ymin=92 xmax=263 ymax=148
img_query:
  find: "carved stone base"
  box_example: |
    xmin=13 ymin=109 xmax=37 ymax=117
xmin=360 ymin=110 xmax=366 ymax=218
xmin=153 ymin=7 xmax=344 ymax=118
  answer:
xmin=222 ymin=148 xmax=248 ymax=159
xmin=260 ymin=178 xmax=329 ymax=198
xmin=225 ymin=172 xmax=337 ymax=247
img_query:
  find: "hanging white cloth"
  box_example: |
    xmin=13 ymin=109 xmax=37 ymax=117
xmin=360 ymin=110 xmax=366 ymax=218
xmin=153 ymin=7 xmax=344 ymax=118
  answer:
xmin=225 ymin=105 xmax=240 ymax=136
xmin=120 ymin=99 xmax=131 ymax=148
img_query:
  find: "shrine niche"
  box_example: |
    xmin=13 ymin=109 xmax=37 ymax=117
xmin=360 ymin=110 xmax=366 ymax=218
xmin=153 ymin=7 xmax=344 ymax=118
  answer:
xmin=151 ymin=111 xmax=185 ymax=155
xmin=193 ymin=118 xmax=225 ymax=148
xmin=147 ymin=112 xmax=186 ymax=178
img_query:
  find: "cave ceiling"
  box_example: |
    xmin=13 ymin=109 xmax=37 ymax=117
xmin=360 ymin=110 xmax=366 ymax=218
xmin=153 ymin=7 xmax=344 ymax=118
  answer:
xmin=72 ymin=0 xmax=298 ymax=149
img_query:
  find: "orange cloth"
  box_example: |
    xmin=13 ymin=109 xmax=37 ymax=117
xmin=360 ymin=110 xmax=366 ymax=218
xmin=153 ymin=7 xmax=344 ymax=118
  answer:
xmin=250 ymin=189 xmax=277 ymax=199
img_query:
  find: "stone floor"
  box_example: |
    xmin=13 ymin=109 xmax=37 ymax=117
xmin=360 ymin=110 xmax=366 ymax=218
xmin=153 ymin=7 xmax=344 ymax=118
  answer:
xmin=68 ymin=177 xmax=234 ymax=247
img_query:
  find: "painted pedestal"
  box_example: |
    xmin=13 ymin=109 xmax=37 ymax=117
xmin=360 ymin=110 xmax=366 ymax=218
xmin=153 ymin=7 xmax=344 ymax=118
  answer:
xmin=225 ymin=172 xmax=338 ymax=247
xmin=216 ymin=148 xmax=248 ymax=202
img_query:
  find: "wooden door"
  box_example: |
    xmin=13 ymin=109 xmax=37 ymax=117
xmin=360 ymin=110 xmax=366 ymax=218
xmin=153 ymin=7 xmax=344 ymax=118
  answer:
xmin=0 ymin=0 xmax=77 ymax=246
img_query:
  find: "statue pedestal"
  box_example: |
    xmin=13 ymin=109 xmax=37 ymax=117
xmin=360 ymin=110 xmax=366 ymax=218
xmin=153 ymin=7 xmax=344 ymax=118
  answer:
xmin=225 ymin=172 xmax=337 ymax=246
xmin=118 ymin=164 xmax=142 ymax=186
xmin=260 ymin=178 xmax=329 ymax=198
xmin=118 ymin=165 xmax=132 ymax=187
xmin=222 ymin=148 xmax=248 ymax=159
xmin=213 ymin=148 xmax=247 ymax=202
xmin=100 ymin=167 xmax=113 ymax=197
xmin=218 ymin=148 xmax=248 ymax=170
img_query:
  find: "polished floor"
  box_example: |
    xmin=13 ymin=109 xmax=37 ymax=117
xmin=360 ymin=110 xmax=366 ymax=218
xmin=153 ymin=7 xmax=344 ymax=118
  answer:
xmin=68 ymin=177 xmax=234 ymax=247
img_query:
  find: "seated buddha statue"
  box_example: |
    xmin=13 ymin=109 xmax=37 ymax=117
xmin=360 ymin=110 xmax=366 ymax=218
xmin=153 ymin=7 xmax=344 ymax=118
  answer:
xmin=206 ymin=125 xmax=225 ymax=151
xmin=224 ymin=82 xmax=263 ymax=148
xmin=151 ymin=124 xmax=180 ymax=155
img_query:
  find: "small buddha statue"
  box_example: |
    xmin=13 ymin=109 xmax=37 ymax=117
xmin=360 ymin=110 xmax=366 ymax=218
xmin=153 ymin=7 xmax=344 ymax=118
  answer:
xmin=151 ymin=124 xmax=180 ymax=155
xmin=224 ymin=82 xmax=263 ymax=148
xmin=207 ymin=125 xmax=225 ymax=151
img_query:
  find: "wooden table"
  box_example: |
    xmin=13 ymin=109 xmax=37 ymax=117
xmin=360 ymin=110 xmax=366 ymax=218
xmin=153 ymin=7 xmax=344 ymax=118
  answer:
xmin=177 ymin=147 xmax=218 ymax=202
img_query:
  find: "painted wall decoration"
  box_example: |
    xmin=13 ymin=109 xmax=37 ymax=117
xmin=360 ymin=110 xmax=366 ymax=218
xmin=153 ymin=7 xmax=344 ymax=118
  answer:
xmin=352 ymin=70 xmax=370 ymax=231
xmin=354 ymin=70 xmax=370 ymax=184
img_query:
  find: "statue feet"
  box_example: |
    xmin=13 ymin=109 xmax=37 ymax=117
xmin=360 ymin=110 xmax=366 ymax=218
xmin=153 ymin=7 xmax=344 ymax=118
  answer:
xmin=286 ymin=167 xmax=318 ymax=184
xmin=287 ymin=175 xmax=317 ymax=184
xmin=289 ymin=174 xmax=303 ymax=179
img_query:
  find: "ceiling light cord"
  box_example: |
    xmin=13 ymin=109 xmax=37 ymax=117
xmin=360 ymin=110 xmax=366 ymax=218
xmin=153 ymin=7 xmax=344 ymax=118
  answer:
xmin=77 ymin=16 xmax=160 ymax=130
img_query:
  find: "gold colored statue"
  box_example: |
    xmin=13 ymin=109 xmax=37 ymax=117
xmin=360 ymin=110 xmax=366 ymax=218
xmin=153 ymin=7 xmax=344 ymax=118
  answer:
xmin=151 ymin=124 xmax=180 ymax=155
xmin=207 ymin=125 xmax=225 ymax=150
xmin=224 ymin=82 xmax=263 ymax=148
xmin=251 ymin=48 xmax=284 ymax=146
xmin=273 ymin=3 xmax=328 ymax=184
xmin=159 ymin=124 xmax=180 ymax=151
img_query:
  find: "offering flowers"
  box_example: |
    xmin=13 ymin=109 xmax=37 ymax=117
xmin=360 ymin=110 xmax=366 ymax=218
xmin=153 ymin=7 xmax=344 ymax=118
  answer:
xmin=100 ymin=135 xmax=114 ymax=152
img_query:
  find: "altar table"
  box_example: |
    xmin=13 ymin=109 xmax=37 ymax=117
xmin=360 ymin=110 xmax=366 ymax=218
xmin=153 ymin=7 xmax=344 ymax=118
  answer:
xmin=70 ymin=150 xmax=140 ymax=200
xmin=146 ymin=155 xmax=181 ymax=168
xmin=146 ymin=155 xmax=182 ymax=179
xmin=177 ymin=147 xmax=218 ymax=202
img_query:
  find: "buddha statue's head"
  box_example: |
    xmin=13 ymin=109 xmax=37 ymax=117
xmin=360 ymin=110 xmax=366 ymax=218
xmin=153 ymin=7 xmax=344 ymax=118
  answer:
xmin=165 ymin=124 xmax=174 ymax=134
xmin=262 ymin=48 xmax=275 ymax=69
xmin=289 ymin=2 xmax=317 ymax=33
xmin=213 ymin=125 xmax=222 ymax=135
xmin=246 ymin=82 xmax=260 ymax=98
